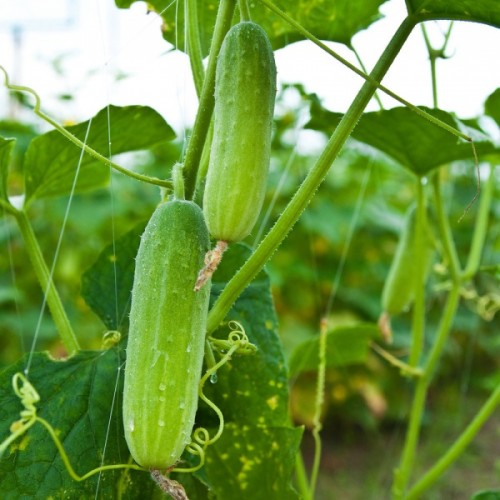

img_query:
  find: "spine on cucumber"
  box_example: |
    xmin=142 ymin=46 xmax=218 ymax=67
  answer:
xmin=203 ymin=21 xmax=277 ymax=242
xmin=123 ymin=200 xmax=210 ymax=469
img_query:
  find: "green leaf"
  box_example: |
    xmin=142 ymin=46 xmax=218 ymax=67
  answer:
xmin=24 ymin=105 xmax=175 ymax=204
xmin=116 ymin=0 xmax=386 ymax=51
xmin=307 ymin=104 xmax=499 ymax=176
xmin=0 ymin=349 xmax=154 ymax=499
xmin=471 ymin=491 xmax=500 ymax=500
xmin=485 ymin=88 xmax=500 ymax=126
xmin=0 ymin=138 xmax=15 ymax=204
xmin=201 ymin=424 xmax=303 ymax=500
xmin=407 ymin=0 xmax=500 ymax=28
xmin=288 ymin=323 xmax=380 ymax=377
xmin=81 ymin=220 xmax=147 ymax=331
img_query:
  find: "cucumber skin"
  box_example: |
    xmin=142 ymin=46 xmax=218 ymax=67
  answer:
xmin=123 ymin=200 xmax=210 ymax=469
xmin=203 ymin=21 xmax=277 ymax=242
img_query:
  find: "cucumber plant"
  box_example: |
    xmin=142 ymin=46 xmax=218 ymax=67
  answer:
xmin=0 ymin=1 xmax=499 ymax=499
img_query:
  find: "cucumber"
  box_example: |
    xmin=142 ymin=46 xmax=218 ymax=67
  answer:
xmin=203 ymin=21 xmax=277 ymax=242
xmin=123 ymin=200 xmax=210 ymax=469
xmin=381 ymin=205 xmax=434 ymax=316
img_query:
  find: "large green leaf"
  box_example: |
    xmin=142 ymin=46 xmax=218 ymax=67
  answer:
xmin=0 ymin=138 xmax=14 ymax=204
xmin=288 ymin=323 xmax=381 ymax=377
xmin=116 ymin=0 xmax=386 ymax=51
xmin=23 ymin=105 xmax=175 ymax=204
xmin=0 ymin=349 xmax=154 ymax=499
xmin=407 ymin=0 xmax=500 ymax=28
xmin=307 ymin=104 xmax=499 ymax=176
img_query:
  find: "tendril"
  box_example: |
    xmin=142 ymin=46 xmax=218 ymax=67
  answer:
xmin=0 ymin=372 xmax=145 ymax=478
xmin=208 ymin=320 xmax=257 ymax=356
xmin=172 ymin=321 xmax=257 ymax=473
xmin=0 ymin=373 xmax=39 ymax=458
xmin=101 ymin=330 xmax=122 ymax=349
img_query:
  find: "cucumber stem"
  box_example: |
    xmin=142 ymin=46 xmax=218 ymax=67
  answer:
xmin=172 ymin=163 xmax=186 ymax=200
xmin=185 ymin=0 xmax=205 ymax=96
xmin=309 ymin=318 xmax=327 ymax=498
xmin=207 ymin=16 xmax=418 ymax=334
xmin=182 ymin=0 xmax=236 ymax=200
xmin=408 ymin=180 xmax=427 ymax=367
xmin=238 ymin=0 xmax=252 ymax=21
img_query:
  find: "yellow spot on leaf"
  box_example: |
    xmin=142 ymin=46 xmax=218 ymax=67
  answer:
xmin=266 ymin=395 xmax=279 ymax=410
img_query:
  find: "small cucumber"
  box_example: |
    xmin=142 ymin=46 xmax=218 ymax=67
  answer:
xmin=123 ymin=200 xmax=210 ymax=469
xmin=381 ymin=205 xmax=434 ymax=316
xmin=203 ymin=21 xmax=277 ymax=242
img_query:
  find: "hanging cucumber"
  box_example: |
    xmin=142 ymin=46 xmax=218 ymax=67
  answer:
xmin=123 ymin=200 xmax=211 ymax=469
xmin=381 ymin=205 xmax=435 ymax=316
xmin=203 ymin=21 xmax=277 ymax=243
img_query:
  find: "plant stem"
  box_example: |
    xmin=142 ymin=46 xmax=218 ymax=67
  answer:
xmin=371 ymin=343 xmax=423 ymax=378
xmin=408 ymin=180 xmax=426 ymax=367
xmin=432 ymin=173 xmax=462 ymax=281
xmin=194 ymin=118 xmax=214 ymax=201
xmin=185 ymin=0 xmax=205 ymax=96
xmin=463 ymin=163 xmax=495 ymax=279
xmin=392 ymin=286 xmax=461 ymax=498
xmin=294 ymin=452 xmax=312 ymax=500
xmin=406 ymin=380 xmax=500 ymax=499
xmin=14 ymin=209 xmax=79 ymax=353
xmin=206 ymin=16 xmax=417 ymax=334
xmin=238 ymin=0 xmax=251 ymax=21
xmin=421 ymin=22 xmax=454 ymax=109
xmin=309 ymin=320 xmax=327 ymax=498
xmin=182 ymin=0 xmax=236 ymax=200
xmin=420 ymin=25 xmax=439 ymax=107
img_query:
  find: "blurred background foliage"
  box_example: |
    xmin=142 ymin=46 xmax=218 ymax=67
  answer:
xmin=0 ymin=77 xmax=499 ymax=497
